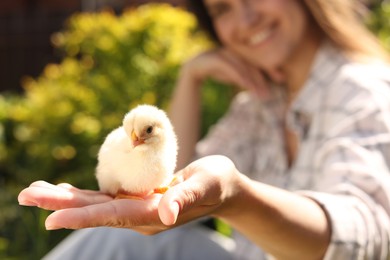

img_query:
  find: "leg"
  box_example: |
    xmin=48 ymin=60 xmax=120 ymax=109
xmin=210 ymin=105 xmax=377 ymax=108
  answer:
xmin=154 ymin=175 xmax=178 ymax=194
xmin=42 ymin=223 xmax=235 ymax=260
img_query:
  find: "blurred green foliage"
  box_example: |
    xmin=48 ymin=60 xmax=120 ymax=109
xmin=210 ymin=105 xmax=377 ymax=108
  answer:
xmin=0 ymin=2 xmax=389 ymax=260
xmin=366 ymin=1 xmax=390 ymax=50
xmin=0 ymin=4 xmax=233 ymax=259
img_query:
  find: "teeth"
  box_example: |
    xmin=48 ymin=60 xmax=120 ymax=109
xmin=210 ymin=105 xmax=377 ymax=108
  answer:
xmin=249 ymin=29 xmax=272 ymax=45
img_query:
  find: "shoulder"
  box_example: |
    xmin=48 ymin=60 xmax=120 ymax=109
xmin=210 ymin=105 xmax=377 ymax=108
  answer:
xmin=311 ymin=41 xmax=390 ymax=99
xmin=316 ymin=58 xmax=390 ymax=106
xmin=334 ymin=61 xmax=390 ymax=109
xmin=340 ymin=61 xmax=390 ymax=89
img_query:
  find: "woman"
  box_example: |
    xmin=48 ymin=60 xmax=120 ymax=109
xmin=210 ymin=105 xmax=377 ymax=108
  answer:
xmin=18 ymin=0 xmax=390 ymax=259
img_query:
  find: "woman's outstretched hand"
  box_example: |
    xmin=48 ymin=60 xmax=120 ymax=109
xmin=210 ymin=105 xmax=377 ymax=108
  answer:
xmin=18 ymin=155 xmax=240 ymax=234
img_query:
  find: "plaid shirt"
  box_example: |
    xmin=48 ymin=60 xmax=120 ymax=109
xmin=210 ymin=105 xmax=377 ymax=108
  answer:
xmin=196 ymin=42 xmax=390 ymax=259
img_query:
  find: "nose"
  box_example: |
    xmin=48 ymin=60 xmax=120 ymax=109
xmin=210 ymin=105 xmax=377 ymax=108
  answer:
xmin=238 ymin=0 xmax=258 ymax=28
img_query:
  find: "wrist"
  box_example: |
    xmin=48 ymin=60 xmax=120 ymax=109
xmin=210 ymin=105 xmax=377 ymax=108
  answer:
xmin=212 ymin=169 xmax=250 ymax=220
xmin=179 ymin=61 xmax=206 ymax=87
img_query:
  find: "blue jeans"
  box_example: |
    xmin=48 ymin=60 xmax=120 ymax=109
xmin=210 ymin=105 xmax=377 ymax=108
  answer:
xmin=43 ymin=223 xmax=235 ymax=260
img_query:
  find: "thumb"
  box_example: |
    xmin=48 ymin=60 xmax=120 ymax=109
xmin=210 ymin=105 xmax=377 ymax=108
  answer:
xmin=158 ymin=179 xmax=202 ymax=226
xmin=158 ymin=199 xmax=180 ymax=226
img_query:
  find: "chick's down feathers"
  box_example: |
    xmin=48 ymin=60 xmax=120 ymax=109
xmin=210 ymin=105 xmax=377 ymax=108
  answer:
xmin=96 ymin=104 xmax=178 ymax=197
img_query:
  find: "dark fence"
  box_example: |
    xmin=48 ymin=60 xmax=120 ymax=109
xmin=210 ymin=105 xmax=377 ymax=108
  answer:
xmin=0 ymin=9 xmax=71 ymax=92
xmin=0 ymin=0 xmax=182 ymax=93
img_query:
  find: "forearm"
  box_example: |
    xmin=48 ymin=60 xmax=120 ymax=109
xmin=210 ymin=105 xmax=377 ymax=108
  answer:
xmin=216 ymin=174 xmax=331 ymax=260
xmin=168 ymin=66 xmax=202 ymax=170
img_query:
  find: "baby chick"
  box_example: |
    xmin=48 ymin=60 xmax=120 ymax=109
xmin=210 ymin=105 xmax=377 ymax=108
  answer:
xmin=96 ymin=104 xmax=178 ymax=199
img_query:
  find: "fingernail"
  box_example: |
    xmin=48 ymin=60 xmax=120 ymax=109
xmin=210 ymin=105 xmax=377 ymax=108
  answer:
xmin=45 ymin=225 xmax=59 ymax=230
xmin=45 ymin=221 xmax=61 ymax=230
xmin=170 ymin=201 xmax=180 ymax=224
xmin=18 ymin=199 xmax=37 ymax=206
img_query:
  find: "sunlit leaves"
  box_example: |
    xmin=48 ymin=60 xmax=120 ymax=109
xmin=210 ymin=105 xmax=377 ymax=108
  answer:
xmin=366 ymin=1 xmax=390 ymax=50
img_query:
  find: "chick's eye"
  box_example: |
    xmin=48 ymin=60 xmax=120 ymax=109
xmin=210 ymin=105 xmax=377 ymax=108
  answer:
xmin=146 ymin=126 xmax=153 ymax=134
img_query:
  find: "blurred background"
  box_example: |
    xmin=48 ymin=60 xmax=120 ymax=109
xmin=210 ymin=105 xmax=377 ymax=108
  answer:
xmin=0 ymin=0 xmax=389 ymax=259
xmin=0 ymin=0 xmax=183 ymax=94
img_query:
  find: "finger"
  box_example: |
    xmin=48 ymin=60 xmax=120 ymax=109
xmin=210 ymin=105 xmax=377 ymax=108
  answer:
xmin=158 ymin=183 xmax=219 ymax=227
xmin=158 ymin=169 xmax=187 ymax=225
xmin=217 ymin=50 xmax=259 ymax=90
xmin=45 ymin=198 xmax=161 ymax=230
xmin=56 ymin=183 xmax=75 ymax=189
xmin=236 ymin=63 xmax=270 ymax=99
xmin=217 ymin=50 xmax=271 ymax=98
xmin=266 ymin=68 xmax=286 ymax=84
xmin=18 ymin=185 xmax=112 ymax=210
xmin=158 ymin=169 xmax=212 ymax=226
xmin=247 ymin=67 xmax=270 ymax=98
xmin=57 ymin=182 xmax=105 ymax=195
xmin=18 ymin=185 xmax=74 ymax=208
xmin=30 ymin=181 xmax=102 ymax=195
xmin=29 ymin=181 xmax=97 ymax=195
xmin=158 ymin=199 xmax=180 ymax=226
xmin=29 ymin=180 xmax=62 ymax=189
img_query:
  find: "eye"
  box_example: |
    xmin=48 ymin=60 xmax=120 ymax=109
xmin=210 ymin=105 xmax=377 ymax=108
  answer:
xmin=207 ymin=2 xmax=231 ymax=19
xmin=146 ymin=126 xmax=153 ymax=134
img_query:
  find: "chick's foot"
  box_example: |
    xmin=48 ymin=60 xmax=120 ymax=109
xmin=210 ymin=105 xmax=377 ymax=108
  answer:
xmin=153 ymin=186 xmax=169 ymax=194
xmin=153 ymin=175 xmax=179 ymax=194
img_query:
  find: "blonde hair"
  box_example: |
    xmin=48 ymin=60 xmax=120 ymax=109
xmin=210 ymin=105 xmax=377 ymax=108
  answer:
xmin=303 ymin=0 xmax=390 ymax=62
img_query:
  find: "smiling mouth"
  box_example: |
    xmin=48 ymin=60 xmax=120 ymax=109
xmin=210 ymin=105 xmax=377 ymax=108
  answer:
xmin=249 ymin=28 xmax=273 ymax=46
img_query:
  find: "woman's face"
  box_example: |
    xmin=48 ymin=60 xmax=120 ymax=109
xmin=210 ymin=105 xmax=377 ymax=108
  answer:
xmin=204 ymin=0 xmax=317 ymax=71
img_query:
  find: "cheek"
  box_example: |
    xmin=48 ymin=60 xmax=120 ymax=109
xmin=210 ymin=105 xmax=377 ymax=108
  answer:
xmin=213 ymin=19 xmax=235 ymax=46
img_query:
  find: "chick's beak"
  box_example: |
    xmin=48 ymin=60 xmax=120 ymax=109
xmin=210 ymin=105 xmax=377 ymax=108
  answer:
xmin=131 ymin=130 xmax=144 ymax=147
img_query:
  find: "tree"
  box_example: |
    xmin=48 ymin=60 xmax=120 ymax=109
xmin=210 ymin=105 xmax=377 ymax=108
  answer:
xmin=0 ymin=4 xmax=233 ymax=259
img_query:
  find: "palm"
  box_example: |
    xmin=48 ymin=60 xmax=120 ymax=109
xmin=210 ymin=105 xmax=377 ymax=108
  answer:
xmin=18 ymin=181 xmax=165 ymax=231
xmin=18 ymin=156 xmax=238 ymax=233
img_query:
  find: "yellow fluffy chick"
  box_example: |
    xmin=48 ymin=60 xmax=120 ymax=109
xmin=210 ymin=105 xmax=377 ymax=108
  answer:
xmin=96 ymin=104 xmax=178 ymax=199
